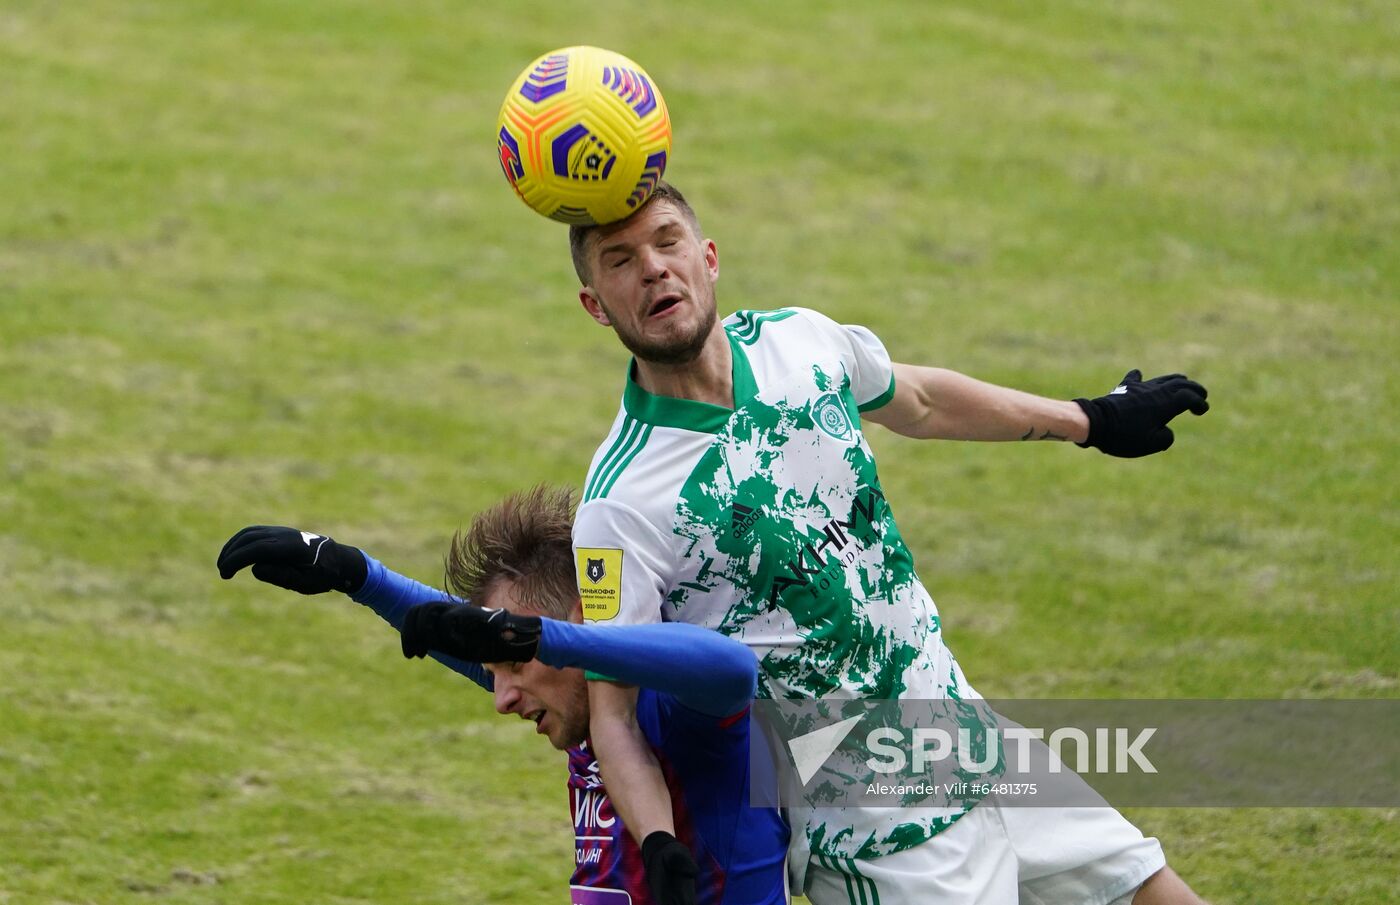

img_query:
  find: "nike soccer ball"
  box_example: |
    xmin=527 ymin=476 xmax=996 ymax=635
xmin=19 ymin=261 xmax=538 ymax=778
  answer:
xmin=496 ymin=46 xmax=672 ymax=225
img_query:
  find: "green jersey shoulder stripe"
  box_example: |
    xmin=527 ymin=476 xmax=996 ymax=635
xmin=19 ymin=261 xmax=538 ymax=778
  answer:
xmin=730 ymin=308 xmax=798 ymax=345
xmin=731 ymin=308 xmax=797 ymax=343
xmin=733 ymin=307 xmax=795 ymax=332
xmin=583 ymin=416 xmax=638 ymax=501
xmin=585 ymin=418 xmax=652 ymax=502
xmin=584 ymin=416 xmax=651 ymax=502
xmin=592 ymin=422 xmax=652 ymax=500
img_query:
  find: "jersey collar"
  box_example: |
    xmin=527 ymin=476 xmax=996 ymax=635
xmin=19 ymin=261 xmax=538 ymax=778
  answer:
xmin=623 ymin=328 xmax=757 ymax=433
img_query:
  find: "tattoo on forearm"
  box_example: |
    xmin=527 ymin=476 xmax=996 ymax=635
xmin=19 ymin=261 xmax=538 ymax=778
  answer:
xmin=1021 ymin=427 xmax=1034 ymax=441
xmin=1022 ymin=426 xmax=1068 ymax=441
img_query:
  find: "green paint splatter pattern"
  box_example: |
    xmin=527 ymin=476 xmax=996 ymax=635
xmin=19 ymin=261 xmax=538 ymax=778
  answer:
xmin=669 ymin=354 xmax=996 ymax=858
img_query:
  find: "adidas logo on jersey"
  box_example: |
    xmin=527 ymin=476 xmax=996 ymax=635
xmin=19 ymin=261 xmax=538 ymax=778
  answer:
xmin=730 ymin=501 xmax=764 ymax=539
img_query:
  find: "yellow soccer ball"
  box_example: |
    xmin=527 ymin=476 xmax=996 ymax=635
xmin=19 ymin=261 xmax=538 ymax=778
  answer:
xmin=496 ymin=46 xmax=672 ymax=225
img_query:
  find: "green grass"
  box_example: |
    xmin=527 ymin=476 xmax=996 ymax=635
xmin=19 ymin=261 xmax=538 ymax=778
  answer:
xmin=2 ymin=0 xmax=1396 ymax=902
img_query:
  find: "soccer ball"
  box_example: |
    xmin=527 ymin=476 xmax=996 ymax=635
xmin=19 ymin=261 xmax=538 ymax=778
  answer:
xmin=496 ymin=46 xmax=672 ymax=226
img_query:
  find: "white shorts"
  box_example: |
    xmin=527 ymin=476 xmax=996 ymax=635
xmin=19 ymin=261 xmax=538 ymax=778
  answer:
xmin=799 ymin=790 xmax=1165 ymax=905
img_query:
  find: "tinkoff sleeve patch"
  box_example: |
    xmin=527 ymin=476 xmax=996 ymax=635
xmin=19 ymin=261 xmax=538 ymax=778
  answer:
xmin=575 ymin=548 xmax=623 ymax=622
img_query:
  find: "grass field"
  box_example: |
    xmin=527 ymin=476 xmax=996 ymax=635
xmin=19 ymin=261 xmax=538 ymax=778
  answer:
xmin=2 ymin=1 xmax=1397 ymax=902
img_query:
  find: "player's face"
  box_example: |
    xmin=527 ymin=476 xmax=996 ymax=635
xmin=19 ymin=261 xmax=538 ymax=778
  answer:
xmin=483 ymin=587 xmax=590 ymax=751
xmin=579 ymin=201 xmax=721 ymax=366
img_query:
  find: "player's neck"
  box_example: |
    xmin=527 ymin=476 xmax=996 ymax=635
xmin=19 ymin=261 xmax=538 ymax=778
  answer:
xmin=633 ymin=325 xmax=734 ymax=409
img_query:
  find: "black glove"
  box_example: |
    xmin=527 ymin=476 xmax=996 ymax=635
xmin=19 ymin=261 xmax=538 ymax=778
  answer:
xmin=1074 ymin=369 xmax=1209 ymax=458
xmin=641 ymin=831 xmax=699 ymax=905
xmin=400 ymin=601 xmax=542 ymax=663
xmin=216 ymin=525 xmax=368 ymax=595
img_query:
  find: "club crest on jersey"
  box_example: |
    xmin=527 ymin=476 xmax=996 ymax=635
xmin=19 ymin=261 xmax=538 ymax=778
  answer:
xmin=813 ymin=392 xmax=854 ymax=442
xmin=575 ymin=548 xmax=623 ymax=622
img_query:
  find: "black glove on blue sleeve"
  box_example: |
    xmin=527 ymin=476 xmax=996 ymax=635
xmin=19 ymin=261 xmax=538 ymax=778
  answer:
xmin=400 ymin=601 xmax=541 ymax=663
xmin=216 ymin=525 xmax=368 ymax=595
xmin=1075 ymin=369 xmax=1209 ymax=458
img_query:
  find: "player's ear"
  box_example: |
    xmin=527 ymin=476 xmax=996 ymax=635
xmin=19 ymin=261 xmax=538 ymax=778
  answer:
xmin=579 ymin=288 xmax=612 ymax=326
xmin=703 ymin=238 xmax=719 ymax=283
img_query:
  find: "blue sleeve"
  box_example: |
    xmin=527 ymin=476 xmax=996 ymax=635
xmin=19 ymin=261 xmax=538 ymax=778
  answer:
xmin=536 ymin=621 xmax=755 ymax=718
xmin=350 ymin=553 xmax=493 ymax=691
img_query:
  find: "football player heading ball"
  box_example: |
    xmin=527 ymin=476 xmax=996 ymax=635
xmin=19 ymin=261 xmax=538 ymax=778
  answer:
xmin=564 ymin=180 xmax=1211 ymax=905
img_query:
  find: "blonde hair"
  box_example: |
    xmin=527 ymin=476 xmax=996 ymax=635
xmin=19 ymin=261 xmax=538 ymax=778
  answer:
xmin=445 ymin=484 xmax=578 ymax=618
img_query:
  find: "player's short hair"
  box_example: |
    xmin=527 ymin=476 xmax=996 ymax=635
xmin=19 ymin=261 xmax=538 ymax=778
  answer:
xmin=568 ymin=181 xmax=703 ymax=285
xmin=445 ymin=484 xmax=578 ymax=620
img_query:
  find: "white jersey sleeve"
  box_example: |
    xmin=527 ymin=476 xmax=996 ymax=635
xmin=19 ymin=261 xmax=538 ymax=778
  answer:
xmin=572 ymin=497 xmax=671 ymax=627
xmin=791 ymin=308 xmax=897 ymax=411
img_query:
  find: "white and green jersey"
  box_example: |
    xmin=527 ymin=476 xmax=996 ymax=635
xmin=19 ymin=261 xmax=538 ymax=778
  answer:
xmin=573 ymin=307 xmax=989 ymax=860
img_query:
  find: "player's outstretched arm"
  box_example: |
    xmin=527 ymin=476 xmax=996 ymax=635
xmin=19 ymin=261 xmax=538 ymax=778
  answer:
xmin=217 ymin=525 xmax=491 ymax=689
xmin=539 ymin=621 xmax=757 ymax=717
xmin=866 ymin=364 xmax=1208 ymax=456
xmin=217 ymin=525 xmax=368 ymax=594
xmin=400 ymin=604 xmax=756 ymax=717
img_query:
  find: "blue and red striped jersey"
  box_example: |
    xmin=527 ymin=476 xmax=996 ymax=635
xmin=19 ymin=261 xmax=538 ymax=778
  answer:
xmin=567 ymin=690 xmax=788 ymax=905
